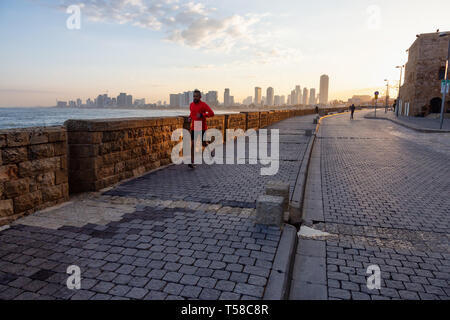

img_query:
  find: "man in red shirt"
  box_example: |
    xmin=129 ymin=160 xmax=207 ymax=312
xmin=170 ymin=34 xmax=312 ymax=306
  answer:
xmin=188 ymin=90 xmax=215 ymax=169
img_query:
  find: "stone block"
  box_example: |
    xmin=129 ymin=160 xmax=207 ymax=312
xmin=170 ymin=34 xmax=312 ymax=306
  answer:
xmin=0 ymin=134 xmax=6 ymax=148
xmin=53 ymin=142 xmax=67 ymax=156
xmin=29 ymin=131 xmax=49 ymax=145
xmin=68 ymin=131 xmax=102 ymax=144
xmin=7 ymin=132 xmax=29 ymax=147
xmin=47 ymin=129 xmax=67 ymax=143
xmin=55 ymin=170 xmax=68 ymax=184
xmin=265 ymin=181 xmax=290 ymax=212
xmin=0 ymin=199 xmax=14 ymax=218
xmin=4 ymin=178 xmax=30 ymax=198
xmin=36 ymin=172 xmax=56 ymax=186
xmin=255 ymin=195 xmax=284 ymax=227
xmin=69 ymin=144 xmax=98 ymax=158
xmin=29 ymin=144 xmax=54 ymax=160
xmin=41 ymin=185 xmax=63 ymax=202
xmin=18 ymin=158 xmax=59 ymax=177
xmin=0 ymin=165 xmax=19 ymax=182
xmin=304 ymin=129 xmax=313 ymax=136
xmin=13 ymin=191 xmax=42 ymax=213
xmin=2 ymin=147 xmax=28 ymax=164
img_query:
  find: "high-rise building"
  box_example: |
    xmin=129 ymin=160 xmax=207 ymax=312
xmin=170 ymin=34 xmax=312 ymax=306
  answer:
xmin=56 ymin=101 xmax=67 ymax=108
xmin=96 ymin=94 xmax=105 ymax=107
xmin=205 ymin=91 xmax=218 ymax=107
xmin=126 ymin=95 xmax=133 ymax=107
xmin=295 ymin=85 xmax=302 ymax=105
xmin=281 ymin=95 xmax=285 ymax=105
xmin=254 ymin=87 xmax=262 ymax=105
xmin=319 ymin=75 xmax=329 ymax=105
xmin=266 ymin=87 xmax=274 ymax=106
xmin=170 ymin=94 xmax=179 ymax=107
xmin=117 ymin=93 xmax=127 ymax=107
xmin=224 ymin=88 xmax=231 ymax=107
xmin=290 ymin=90 xmax=296 ymax=105
xmin=302 ymin=88 xmax=309 ymax=105
xmin=274 ymin=95 xmax=281 ymax=106
xmin=243 ymin=96 xmax=253 ymax=105
xmin=309 ymin=88 xmax=316 ymax=105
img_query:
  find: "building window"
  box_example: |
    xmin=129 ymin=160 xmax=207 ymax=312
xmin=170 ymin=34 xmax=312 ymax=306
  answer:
xmin=438 ymin=67 xmax=446 ymax=80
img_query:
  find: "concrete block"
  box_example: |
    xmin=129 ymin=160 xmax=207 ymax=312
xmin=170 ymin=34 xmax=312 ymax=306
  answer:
xmin=265 ymin=181 xmax=290 ymax=212
xmin=304 ymin=129 xmax=313 ymax=136
xmin=256 ymin=195 xmax=284 ymax=227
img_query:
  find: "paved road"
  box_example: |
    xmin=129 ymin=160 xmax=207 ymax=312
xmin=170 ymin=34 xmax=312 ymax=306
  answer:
xmin=367 ymin=110 xmax=450 ymax=131
xmin=0 ymin=115 xmax=315 ymax=300
xmin=295 ymin=110 xmax=450 ymax=300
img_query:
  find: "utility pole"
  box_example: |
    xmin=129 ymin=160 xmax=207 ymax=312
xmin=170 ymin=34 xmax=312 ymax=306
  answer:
xmin=395 ymin=65 xmax=404 ymax=117
xmin=439 ymin=33 xmax=450 ymax=130
xmin=384 ymin=80 xmax=389 ymax=113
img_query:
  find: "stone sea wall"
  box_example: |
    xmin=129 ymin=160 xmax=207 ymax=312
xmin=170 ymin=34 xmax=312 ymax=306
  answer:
xmin=0 ymin=127 xmax=69 ymax=224
xmin=65 ymin=117 xmax=184 ymax=193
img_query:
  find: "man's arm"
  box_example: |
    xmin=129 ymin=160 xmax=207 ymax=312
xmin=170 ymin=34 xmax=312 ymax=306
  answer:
xmin=202 ymin=103 xmax=215 ymax=118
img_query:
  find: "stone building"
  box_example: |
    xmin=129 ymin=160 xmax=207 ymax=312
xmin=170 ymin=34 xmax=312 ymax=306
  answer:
xmin=398 ymin=31 xmax=450 ymax=117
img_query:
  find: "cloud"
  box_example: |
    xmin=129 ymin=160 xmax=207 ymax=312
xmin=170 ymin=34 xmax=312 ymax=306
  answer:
xmin=42 ymin=0 xmax=298 ymax=64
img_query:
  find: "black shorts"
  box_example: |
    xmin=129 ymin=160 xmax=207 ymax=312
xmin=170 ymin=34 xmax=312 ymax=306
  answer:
xmin=190 ymin=130 xmax=208 ymax=147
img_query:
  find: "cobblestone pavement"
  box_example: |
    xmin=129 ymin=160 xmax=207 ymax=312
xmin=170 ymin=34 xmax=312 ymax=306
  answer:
xmin=310 ymin=110 xmax=450 ymax=300
xmin=367 ymin=110 xmax=450 ymax=131
xmin=0 ymin=115 xmax=315 ymax=300
xmin=104 ymin=117 xmax=316 ymax=208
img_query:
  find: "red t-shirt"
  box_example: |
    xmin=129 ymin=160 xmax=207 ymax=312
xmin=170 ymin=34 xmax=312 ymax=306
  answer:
xmin=190 ymin=101 xmax=215 ymax=131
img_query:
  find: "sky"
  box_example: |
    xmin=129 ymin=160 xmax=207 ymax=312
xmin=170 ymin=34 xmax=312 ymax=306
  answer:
xmin=0 ymin=0 xmax=449 ymax=107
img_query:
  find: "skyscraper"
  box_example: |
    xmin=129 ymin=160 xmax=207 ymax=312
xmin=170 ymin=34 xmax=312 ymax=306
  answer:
xmin=224 ymin=88 xmax=230 ymax=107
xmin=205 ymin=91 xmax=218 ymax=107
xmin=266 ymin=87 xmax=274 ymax=106
xmin=274 ymin=95 xmax=281 ymax=106
xmin=319 ymin=75 xmax=329 ymax=105
xmin=295 ymin=85 xmax=302 ymax=105
xmin=254 ymin=87 xmax=262 ymax=105
xmin=170 ymin=94 xmax=179 ymax=107
xmin=117 ymin=93 xmax=127 ymax=107
xmin=302 ymin=88 xmax=308 ymax=105
xmin=309 ymin=88 xmax=316 ymax=105
xmin=126 ymin=95 xmax=133 ymax=107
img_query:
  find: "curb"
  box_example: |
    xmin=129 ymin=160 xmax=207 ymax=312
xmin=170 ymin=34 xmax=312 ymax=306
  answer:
xmin=364 ymin=114 xmax=450 ymax=133
xmin=263 ymin=224 xmax=298 ymax=300
xmin=289 ymin=133 xmax=316 ymax=224
xmin=289 ymin=112 xmax=337 ymax=224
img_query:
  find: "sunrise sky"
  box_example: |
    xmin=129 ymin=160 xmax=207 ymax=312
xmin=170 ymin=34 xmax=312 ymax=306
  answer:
xmin=0 ymin=0 xmax=449 ymax=107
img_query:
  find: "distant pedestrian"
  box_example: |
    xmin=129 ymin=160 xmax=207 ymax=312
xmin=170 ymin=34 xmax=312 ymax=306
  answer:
xmin=315 ymin=106 xmax=319 ymax=114
xmin=350 ymin=104 xmax=356 ymax=120
xmin=188 ymin=90 xmax=215 ymax=169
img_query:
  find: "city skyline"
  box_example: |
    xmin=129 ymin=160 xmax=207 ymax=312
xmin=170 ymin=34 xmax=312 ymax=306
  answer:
xmin=1 ymin=0 xmax=449 ymax=107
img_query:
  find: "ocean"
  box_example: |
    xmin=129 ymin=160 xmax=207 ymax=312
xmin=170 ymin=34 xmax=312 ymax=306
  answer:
xmin=0 ymin=107 xmax=233 ymax=130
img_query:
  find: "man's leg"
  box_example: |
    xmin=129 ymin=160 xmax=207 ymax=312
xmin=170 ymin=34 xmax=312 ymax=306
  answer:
xmin=189 ymin=130 xmax=196 ymax=169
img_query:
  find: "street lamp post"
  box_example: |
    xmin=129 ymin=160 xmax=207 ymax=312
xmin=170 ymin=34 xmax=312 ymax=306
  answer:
xmin=439 ymin=33 xmax=450 ymax=130
xmin=384 ymin=79 xmax=389 ymax=113
xmin=395 ymin=65 xmax=404 ymax=117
